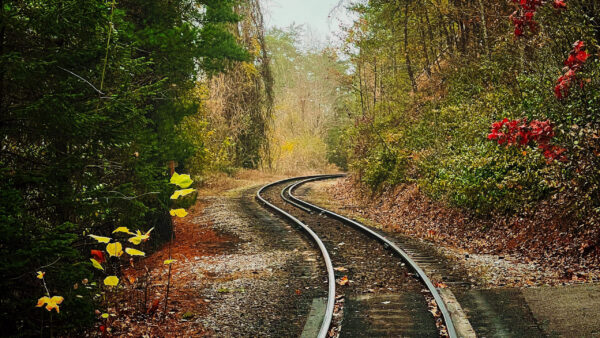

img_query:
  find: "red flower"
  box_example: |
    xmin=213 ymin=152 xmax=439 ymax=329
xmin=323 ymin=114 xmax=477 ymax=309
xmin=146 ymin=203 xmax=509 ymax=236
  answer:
xmin=514 ymin=27 xmax=524 ymax=37
xmin=576 ymin=50 xmax=589 ymax=64
xmin=91 ymin=250 xmax=105 ymax=264
xmin=564 ymin=54 xmax=577 ymax=68
xmin=556 ymin=41 xmax=590 ymax=99
xmin=510 ymin=0 xmax=544 ymax=37
xmin=542 ymin=145 xmax=567 ymax=162
xmin=488 ymin=118 xmax=566 ymax=162
xmin=524 ymin=11 xmax=535 ymax=21
xmin=552 ymin=0 xmax=567 ymax=9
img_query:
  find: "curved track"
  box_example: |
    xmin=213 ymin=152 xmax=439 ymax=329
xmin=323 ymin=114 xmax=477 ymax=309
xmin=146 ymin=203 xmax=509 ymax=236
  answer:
xmin=257 ymin=176 xmax=337 ymax=338
xmin=257 ymin=175 xmax=458 ymax=337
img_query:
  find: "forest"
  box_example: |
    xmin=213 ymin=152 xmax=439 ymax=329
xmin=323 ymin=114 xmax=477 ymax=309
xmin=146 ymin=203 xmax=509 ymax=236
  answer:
xmin=1 ymin=0 xmax=599 ymax=336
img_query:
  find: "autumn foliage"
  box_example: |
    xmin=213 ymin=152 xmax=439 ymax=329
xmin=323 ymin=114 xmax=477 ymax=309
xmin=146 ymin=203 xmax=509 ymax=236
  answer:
xmin=511 ymin=0 xmax=568 ymax=37
xmin=488 ymin=118 xmax=567 ymax=162
xmin=510 ymin=0 xmax=543 ymax=37
xmin=555 ymin=40 xmax=590 ymax=99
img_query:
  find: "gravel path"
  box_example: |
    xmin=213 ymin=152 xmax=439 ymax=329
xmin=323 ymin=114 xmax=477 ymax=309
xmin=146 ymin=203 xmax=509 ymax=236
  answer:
xmin=194 ymin=187 xmax=327 ymax=336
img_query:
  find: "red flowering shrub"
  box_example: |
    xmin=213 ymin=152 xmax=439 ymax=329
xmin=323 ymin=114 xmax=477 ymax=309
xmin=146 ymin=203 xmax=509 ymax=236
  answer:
xmin=510 ymin=0 xmax=543 ymax=37
xmin=510 ymin=0 xmax=568 ymax=37
xmin=488 ymin=118 xmax=566 ymax=162
xmin=552 ymin=0 xmax=567 ymax=9
xmin=555 ymin=40 xmax=589 ymax=99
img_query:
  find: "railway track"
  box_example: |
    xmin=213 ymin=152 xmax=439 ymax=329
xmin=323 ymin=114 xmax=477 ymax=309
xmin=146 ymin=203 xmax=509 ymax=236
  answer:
xmin=257 ymin=175 xmax=460 ymax=338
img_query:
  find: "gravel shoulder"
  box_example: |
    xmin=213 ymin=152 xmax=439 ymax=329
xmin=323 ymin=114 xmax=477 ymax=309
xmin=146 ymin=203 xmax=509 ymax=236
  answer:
xmin=108 ymin=173 xmax=328 ymax=337
xmin=195 ymin=187 xmax=326 ymax=336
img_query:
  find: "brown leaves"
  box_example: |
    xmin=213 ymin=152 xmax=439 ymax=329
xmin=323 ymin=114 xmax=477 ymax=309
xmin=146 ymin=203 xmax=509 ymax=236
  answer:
xmin=323 ymin=176 xmax=600 ymax=288
xmin=147 ymin=299 xmax=160 ymax=315
xmin=435 ymin=282 xmax=448 ymax=289
xmin=337 ymin=276 xmax=349 ymax=286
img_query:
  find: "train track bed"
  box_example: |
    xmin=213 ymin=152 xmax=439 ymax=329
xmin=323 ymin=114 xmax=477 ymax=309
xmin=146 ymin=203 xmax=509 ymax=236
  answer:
xmin=194 ymin=188 xmax=328 ymax=336
xmin=295 ymin=179 xmax=566 ymax=337
xmin=260 ymin=179 xmax=442 ymax=337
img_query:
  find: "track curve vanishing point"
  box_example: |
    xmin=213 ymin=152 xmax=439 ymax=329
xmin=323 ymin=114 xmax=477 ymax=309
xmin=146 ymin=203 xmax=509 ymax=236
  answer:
xmin=256 ymin=176 xmax=337 ymax=338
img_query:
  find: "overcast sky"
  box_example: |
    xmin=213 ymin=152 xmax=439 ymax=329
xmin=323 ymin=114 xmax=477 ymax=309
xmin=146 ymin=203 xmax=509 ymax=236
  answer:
xmin=262 ymin=0 xmax=351 ymax=46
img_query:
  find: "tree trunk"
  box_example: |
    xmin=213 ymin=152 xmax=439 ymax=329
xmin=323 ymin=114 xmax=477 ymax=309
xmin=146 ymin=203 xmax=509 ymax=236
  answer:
xmin=373 ymin=57 xmax=377 ymax=105
xmin=419 ymin=13 xmax=432 ymax=77
xmin=478 ymin=0 xmax=490 ymax=56
xmin=403 ymin=2 xmax=417 ymax=91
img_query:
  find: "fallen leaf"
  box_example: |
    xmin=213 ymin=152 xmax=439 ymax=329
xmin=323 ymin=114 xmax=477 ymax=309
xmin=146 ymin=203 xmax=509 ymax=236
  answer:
xmin=103 ymin=276 xmax=119 ymax=286
xmin=147 ymin=299 xmax=160 ymax=315
xmin=435 ymin=282 xmax=448 ymax=289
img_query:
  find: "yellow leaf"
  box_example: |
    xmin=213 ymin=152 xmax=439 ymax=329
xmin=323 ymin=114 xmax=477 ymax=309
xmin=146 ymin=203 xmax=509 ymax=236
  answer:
xmin=163 ymin=259 xmax=177 ymax=265
xmin=36 ymin=271 xmax=45 ymax=279
xmin=128 ymin=227 xmax=153 ymax=245
xmin=170 ymin=188 xmax=195 ymax=200
xmin=106 ymin=242 xmax=123 ymax=257
xmin=101 ymin=313 xmax=109 ymax=319
xmin=90 ymin=258 xmax=104 ymax=270
xmin=36 ymin=296 xmax=49 ymax=307
xmin=169 ymin=208 xmax=188 ymax=218
xmin=170 ymin=172 xmax=193 ymax=188
xmin=125 ymin=248 xmax=145 ymax=256
xmin=36 ymin=296 xmax=63 ymax=313
xmin=112 ymin=226 xmax=132 ymax=234
xmin=338 ymin=276 xmax=349 ymax=286
xmin=103 ymin=276 xmax=119 ymax=286
xmin=88 ymin=234 xmax=111 ymax=243
xmin=128 ymin=236 xmax=142 ymax=245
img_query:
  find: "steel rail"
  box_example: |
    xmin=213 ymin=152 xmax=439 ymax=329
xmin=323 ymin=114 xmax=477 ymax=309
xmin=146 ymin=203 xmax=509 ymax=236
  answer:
xmin=280 ymin=183 xmax=313 ymax=214
xmin=279 ymin=174 xmax=343 ymax=213
xmin=256 ymin=176 xmax=336 ymax=338
xmin=286 ymin=175 xmax=458 ymax=338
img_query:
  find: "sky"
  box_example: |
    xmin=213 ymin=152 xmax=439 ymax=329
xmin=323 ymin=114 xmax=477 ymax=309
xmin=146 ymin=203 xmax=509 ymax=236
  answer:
xmin=262 ymin=0 xmax=351 ymax=47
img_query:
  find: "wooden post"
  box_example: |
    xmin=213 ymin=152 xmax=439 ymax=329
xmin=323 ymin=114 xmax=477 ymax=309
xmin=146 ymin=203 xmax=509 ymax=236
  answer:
xmin=168 ymin=161 xmax=175 ymax=176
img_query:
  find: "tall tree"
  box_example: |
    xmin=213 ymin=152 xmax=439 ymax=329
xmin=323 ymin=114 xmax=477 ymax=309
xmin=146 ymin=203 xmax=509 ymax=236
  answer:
xmin=0 ymin=0 xmax=247 ymax=334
